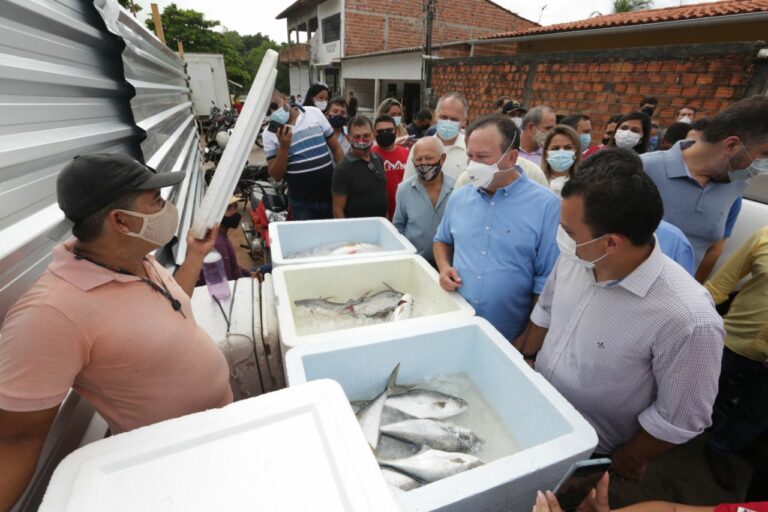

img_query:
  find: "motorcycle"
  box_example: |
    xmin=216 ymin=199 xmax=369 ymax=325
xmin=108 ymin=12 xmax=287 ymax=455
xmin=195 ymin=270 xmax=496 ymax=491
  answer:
xmin=239 ymin=168 xmax=289 ymax=262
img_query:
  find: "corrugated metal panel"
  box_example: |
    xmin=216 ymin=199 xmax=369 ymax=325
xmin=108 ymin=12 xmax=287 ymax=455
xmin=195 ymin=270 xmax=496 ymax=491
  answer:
xmin=94 ymin=0 xmax=203 ymax=266
xmin=0 ymin=0 xmax=143 ymax=320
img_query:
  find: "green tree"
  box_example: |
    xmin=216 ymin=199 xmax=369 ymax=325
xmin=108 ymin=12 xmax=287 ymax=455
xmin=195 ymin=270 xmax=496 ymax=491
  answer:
xmin=145 ymin=4 xmax=251 ymax=87
xmin=613 ymin=0 xmax=653 ymax=13
xmin=117 ymin=0 xmax=141 ymax=13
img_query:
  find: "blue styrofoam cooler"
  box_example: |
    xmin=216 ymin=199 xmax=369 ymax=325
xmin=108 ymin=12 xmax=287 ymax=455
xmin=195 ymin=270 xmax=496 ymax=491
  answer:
xmin=269 ymin=217 xmax=417 ymax=266
xmin=285 ymin=317 xmax=598 ymax=512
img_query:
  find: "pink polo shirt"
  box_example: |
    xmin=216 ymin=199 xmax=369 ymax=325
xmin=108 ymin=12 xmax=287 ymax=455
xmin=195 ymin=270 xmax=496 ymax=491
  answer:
xmin=0 ymin=241 xmax=232 ymax=434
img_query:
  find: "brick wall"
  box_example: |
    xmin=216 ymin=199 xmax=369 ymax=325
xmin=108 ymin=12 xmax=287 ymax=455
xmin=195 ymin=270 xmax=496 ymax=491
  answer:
xmin=344 ymin=0 xmax=535 ymax=57
xmin=431 ymin=43 xmax=766 ymax=132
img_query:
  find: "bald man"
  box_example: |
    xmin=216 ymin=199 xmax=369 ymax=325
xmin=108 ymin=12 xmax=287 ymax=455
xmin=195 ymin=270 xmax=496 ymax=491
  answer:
xmin=393 ymin=137 xmax=454 ymax=265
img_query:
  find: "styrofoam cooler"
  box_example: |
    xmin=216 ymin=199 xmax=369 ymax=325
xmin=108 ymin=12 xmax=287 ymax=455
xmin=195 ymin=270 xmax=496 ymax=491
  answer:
xmin=272 ymin=255 xmax=475 ymax=355
xmin=285 ymin=317 xmax=598 ymax=512
xmin=191 ymin=278 xmax=263 ymax=399
xmin=269 ymin=217 xmax=417 ymax=266
xmin=40 ymin=380 xmax=402 ymax=512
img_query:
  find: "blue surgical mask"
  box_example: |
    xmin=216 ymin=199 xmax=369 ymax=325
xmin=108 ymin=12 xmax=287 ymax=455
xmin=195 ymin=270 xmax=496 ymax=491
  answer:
xmin=436 ymin=119 xmax=460 ymax=141
xmin=392 ymin=116 xmax=402 ymax=127
xmin=546 ymin=150 xmax=576 ymax=173
xmin=270 ymin=107 xmax=290 ymax=125
xmin=649 ymin=135 xmax=659 ymax=149
xmin=579 ymin=134 xmax=592 ymax=150
xmin=728 ymin=144 xmax=768 ymax=182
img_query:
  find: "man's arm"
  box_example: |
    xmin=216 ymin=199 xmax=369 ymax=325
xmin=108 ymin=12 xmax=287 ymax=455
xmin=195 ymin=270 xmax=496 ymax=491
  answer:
xmin=0 ymin=407 xmax=59 ymax=511
xmin=174 ymin=226 xmax=217 ymax=297
xmin=433 ymin=241 xmax=462 ymax=291
xmin=326 ymin=134 xmax=345 ymax=164
xmin=513 ymin=321 xmax=549 ymax=358
xmin=610 ymin=428 xmax=675 ymax=480
xmin=704 ymin=230 xmax=759 ymax=304
xmin=332 ymin=194 xmax=347 ymax=219
xmin=392 ymin=188 xmax=407 ymax=234
xmin=695 ymin=238 xmax=725 ymax=283
xmin=267 ymin=125 xmax=293 ymax=181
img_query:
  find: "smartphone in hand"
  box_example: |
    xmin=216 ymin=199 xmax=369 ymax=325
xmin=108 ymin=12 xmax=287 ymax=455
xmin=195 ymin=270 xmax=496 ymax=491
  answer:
xmin=267 ymin=120 xmax=283 ymax=133
xmin=553 ymin=458 xmax=612 ymax=512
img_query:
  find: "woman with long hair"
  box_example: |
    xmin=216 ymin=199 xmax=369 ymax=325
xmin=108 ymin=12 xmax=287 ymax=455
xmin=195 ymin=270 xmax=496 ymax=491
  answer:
xmin=377 ymin=97 xmax=409 ymax=138
xmin=541 ymin=124 xmax=581 ymax=196
xmin=608 ymin=111 xmax=652 ymax=154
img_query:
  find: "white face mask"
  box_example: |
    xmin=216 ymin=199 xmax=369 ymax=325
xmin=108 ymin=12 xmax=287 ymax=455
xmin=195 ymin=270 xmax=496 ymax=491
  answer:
xmin=466 ymin=137 xmax=516 ymax=189
xmin=677 ymin=116 xmax=693 ymax=124
xmin=614 ymin=129 xmax=642 ymax=149
xmin=511 ymin=117 xmax=523 ymax=129
xmin=728 ymin=143 xmax=768 ymax=182
xmin=533 ymin=128 xmax=549 ymax=149
xmin=314 ymin=100 xmax=328 ymax=111
xmin=556 ymin=225 xmax=608 ymax=270
xmin=116 ymin=201 xmax=179 ymax=247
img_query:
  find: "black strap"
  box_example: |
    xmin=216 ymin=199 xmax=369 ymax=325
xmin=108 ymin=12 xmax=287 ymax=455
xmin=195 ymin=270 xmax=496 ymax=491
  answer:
xmin=73 ymin=249 xmax=185 ymax=318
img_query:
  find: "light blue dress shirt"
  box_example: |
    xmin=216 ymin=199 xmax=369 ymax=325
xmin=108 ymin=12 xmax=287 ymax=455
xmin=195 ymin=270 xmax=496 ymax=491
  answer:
xmin=655 ymin=220 xmax=696 ymax=276
xmin=434 ymin=170 xmax=561 ymax=341
xmin=393 ymin=174 xmax=455 ymax=264
xmin=641 ymin=141 xmax=748 ymax=266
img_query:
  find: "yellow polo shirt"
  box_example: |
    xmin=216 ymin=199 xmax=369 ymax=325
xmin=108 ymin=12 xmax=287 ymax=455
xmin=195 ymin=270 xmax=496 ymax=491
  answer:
xmin=705 ymin=226 xmax=768 ymax=363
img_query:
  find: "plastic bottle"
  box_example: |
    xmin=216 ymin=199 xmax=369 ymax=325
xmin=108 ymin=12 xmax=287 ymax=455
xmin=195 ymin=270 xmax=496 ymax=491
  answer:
xmin=202 ymin=250 xmax=231 ymax=301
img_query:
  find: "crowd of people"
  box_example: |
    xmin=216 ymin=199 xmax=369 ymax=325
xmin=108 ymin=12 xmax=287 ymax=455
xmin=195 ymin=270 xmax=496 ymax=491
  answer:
xmin=261 ymin=85 xmax=768 ymax=508
xmin=0 ymin=80 xmax=766 ymax=511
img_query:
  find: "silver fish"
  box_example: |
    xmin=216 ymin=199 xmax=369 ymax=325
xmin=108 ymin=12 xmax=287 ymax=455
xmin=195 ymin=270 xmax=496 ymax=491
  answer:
xmin=287 ymin=242 xmax=382 ymax=259
xmin=379 ymin=449 xmax=484 ymax=483
xmin=293 ymin=297 xmax=361 ymax=314
xmin=381 ymin=467 xmax=422 ymax=491
xmin=388 ymin=293 xmax=413 ymax=322
xmin=381 ymin=419 xmax=483 ymax=453
xmin=386 ymin=389 xmax=468 ymax=419
xmin=356 ymin=364 xmax=400 ymax=449
xmin=346 ymin=289 xmax=404 ymax=318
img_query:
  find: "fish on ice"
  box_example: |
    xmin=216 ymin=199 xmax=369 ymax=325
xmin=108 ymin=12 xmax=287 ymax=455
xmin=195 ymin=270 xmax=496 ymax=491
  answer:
xmin=287 ymin=242 xmax=382 ymax=258
xmin=379 ymin=449 xmax=484 ymax=483
xmin=381 ymin=419 xmax=483 ymax=453
xmin=294 ymin=284 xmax=409 ymax=320
xmin=381 ymin=467 xmax=422 ymax=491
xmin=356 ymin=364 xmax=400 ymax=449
xmin=388 ymin=293 xmax=412 ymax=322
xmin=386 ymin=389 xmax=468 ymax=419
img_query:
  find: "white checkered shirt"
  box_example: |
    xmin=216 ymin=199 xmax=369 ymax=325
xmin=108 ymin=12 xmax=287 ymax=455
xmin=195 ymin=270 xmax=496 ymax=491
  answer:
xmin=532 ymin=240 xmax=724 ymax=454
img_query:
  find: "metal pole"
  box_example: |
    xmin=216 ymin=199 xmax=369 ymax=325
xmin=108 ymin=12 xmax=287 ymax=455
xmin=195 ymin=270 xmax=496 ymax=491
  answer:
xmin=424 ymin=0 xmax=435 ymax=108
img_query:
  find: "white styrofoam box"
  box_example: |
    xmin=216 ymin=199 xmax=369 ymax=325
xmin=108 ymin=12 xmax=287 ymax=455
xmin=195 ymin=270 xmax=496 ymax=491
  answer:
xmin=40 ymin=380 xmax=402 ymax=512
xmin=191 ymin=278 xmax=264 ymax=399
xmin=191 ymin=49 xmax=278 ymax=238
xmin=272 ymin=255 xmax=475 ymax=354
xmin=261 ymin=273 xmax=279 ymax=356
xmin=269 ymin=217 xmax=417 ymax=267
xmin=286 ymin=317 xmax=598 ymax=512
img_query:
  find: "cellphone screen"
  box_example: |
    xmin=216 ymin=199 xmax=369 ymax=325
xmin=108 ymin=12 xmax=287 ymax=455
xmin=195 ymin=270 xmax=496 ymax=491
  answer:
xmin=554 ymin=460 xmax=611 ymax=511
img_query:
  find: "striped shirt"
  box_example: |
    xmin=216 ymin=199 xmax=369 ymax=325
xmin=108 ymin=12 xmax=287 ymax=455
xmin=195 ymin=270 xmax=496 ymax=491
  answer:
xmin=532 ymin=240 xmax=724 ymax=453
xmin=263 ymin=106 xmax=335 ymax=202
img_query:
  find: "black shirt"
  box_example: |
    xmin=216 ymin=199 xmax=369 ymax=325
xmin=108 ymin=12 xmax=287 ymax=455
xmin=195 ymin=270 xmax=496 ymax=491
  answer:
xmin=332 ymin=153 xmax=388 ymax=218
xmin=348 ymin=96 xmax=358 ymax=117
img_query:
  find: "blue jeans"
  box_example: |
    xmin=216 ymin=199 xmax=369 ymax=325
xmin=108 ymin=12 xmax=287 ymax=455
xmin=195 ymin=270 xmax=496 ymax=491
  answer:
xmin=708 ymin=347 xmax=768 ymax=456
xmin=290 ymin=199 xmax=332 ymax=221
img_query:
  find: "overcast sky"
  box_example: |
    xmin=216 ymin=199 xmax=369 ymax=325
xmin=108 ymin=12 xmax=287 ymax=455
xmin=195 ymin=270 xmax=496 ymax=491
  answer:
xmin=132 ymin=0 xmax=721 ymax=42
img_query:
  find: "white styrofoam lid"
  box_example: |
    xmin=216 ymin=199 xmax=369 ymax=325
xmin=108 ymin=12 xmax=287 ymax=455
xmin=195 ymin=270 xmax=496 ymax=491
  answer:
xmin=40 ymin=380 xmax=401 ymax=512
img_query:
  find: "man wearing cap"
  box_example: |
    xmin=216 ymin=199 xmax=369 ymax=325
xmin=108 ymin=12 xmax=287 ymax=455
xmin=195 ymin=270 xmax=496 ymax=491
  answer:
xmin=0 ymin=154 xmax=233 ymax=511
xmin=502 ymin=100 xmax=526 ymax=130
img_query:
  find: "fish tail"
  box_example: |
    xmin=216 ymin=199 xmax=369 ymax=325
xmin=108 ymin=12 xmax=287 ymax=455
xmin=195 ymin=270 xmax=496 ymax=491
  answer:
xmin=386 ymin=363 xmax=401 ymax=394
